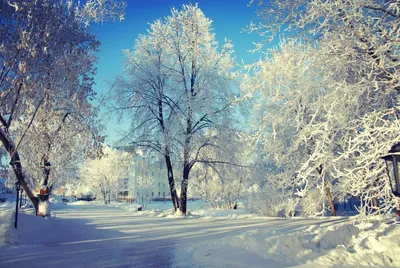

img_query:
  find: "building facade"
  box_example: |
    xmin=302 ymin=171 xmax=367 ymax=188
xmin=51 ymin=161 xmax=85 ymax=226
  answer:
xmin=116 ymin=146 xmax=170 ymax=202
xmin=128 ymin=152 xmax=171 ymax=202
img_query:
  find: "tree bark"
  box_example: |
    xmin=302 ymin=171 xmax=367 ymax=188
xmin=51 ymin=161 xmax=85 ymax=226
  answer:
xmin=102 ymin=191 xmax=107 ymax=204
xmin=180 ymin=163 xmax=190 ymax=215
xmin=0 ymin=127 xmax=39 ymax=212
xmin=325 ymin=184 xmax=336 ymax=216
xmin=179 ymin=95 xmax=193 ymax=215
xmin=179 ymin=114 xmax=192 ymax=215
xmin=37 ymin=153 xmax=51 ymax=217
xmin=164 ymin=154 xmax=179 ymax=210
xmin=158 ymin=92 xmax=180 ymax=211
xmin=317 ymin=165 xmax=336 ymax=217
xmin=372 ymin=197 xmax=378 ymax=209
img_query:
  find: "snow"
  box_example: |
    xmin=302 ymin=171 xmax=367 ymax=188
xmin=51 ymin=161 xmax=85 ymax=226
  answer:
xmin=1 ymin=200 xmax=400 ymax=267
xmin=185 ymin=217 xmax=400 ymax=267
xmin=107 ymin=200 xmax=255 ymax=219
xmin=0 ymin=203 xmax=17 ymax=246
xmin=37 ymin=200 xmax=51 ymax=217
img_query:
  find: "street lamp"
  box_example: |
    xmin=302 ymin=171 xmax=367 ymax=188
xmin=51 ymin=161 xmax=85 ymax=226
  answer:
xmin=381 ymin=143 xmax=400 ymax=197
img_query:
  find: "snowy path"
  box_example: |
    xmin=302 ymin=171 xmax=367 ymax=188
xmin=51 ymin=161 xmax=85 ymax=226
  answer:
xmin=0 ymin=204 xmax=347 ymax=268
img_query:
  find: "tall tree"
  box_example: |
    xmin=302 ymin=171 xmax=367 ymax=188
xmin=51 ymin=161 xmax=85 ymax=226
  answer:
xmin=111 ymin=22 xmax=180 ymax=210
xmin=190 ymin=130 xmax=251 ymax=209
xmin=0 ymin=0 xmax=125 ymax=215
xmin=111 ymin=4 xmax=236 ymax=215
xmin=243 ymin=0 xmax=400 ymax=216
xmin=80 ymin=144 xmax=133 ymax=204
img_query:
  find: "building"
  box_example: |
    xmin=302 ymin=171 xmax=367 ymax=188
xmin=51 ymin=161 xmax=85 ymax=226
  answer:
xmin=116 ymin=146 xmax=170 ymax=202
xmin=117 ymin=177 xmax=130 ymax=202
xmin=129 ymin=151 xmax=171 ymax=202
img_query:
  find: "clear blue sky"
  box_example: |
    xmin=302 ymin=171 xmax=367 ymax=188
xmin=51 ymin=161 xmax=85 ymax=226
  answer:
xmin=91 ymin=0 xmax=267 ymax=143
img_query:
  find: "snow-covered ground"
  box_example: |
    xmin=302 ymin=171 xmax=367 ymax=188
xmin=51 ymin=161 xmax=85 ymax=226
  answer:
xmin=0 ymin=200 xmax=399 ymax=267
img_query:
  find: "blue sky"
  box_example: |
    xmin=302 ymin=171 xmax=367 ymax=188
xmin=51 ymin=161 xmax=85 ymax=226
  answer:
xmin=91 ymin=0 xmax=266 ymax=143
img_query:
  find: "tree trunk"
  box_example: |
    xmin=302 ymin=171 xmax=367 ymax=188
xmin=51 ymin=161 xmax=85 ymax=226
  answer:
xmin=102 ymin=191 xmax=107 ymax=205
xmin=177 ymin=41 xmax=195 ymax=216
xmin=317 ymin=165 xmax=336 ymax=217
xmin=179 ymin=103 xmax=192 ymax=216
xmin=158 ymin=84 xmax=179 ymax=211
xmin=179 ymin=163 xmax=190 ymax=215
xmin=0 ymin=127 xmax=39 ymax=212
xmin=325 ymin=184 xmax=336 ymax=216
xmin=37 ymin=154 xmax=51 ymax=217
xmin=372 ymin=197 xmax=378 ymax=209
xmin=164 ymin=154 xmax=179 ymax=210
xmin=179 ymin=113 xmax=192 ymax=215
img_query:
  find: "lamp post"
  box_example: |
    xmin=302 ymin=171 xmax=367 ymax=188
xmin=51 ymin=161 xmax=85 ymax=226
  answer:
xmin=381 ymin=143 xmax=400 ymax=216
xmin=14 ymin=181 xmax=20 ymax=229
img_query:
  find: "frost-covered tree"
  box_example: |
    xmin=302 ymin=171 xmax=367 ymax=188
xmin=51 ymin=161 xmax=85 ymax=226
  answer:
xmin=242 ymin=40 xmax=337 ymax=216
xmin=111 ymin=19 xmax=180 ymax=210
xmin=0 ymin=0 xmax=125 ymax=216
xmin=80 ymin=144 xmax=133 ymax=204
xmin=334 ymin=109 xmax=400 ymax=216
xmin=15 ymin=96 xmax=103 ymax=191
xmin=111 ymin=4 xmax=237 ymax=215
xmin=190 ymin=130 xmax=251 ymax=209
xmin=243 ymin=0 xmax=400 ymax=216
xmin=167 ymin=6 xmax=236 ymax=215
xmin=190 ymin=165 xmax=248 ymax=209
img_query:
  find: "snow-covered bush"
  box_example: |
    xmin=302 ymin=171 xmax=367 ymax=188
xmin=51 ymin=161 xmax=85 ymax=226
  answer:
xmin=189 ymin=130 xmax=252 ymax=210
xmin=283 ymin=196 xmax=298 ymax=217
xmin=300 ymin=188 xmax=324 ymax=217
xmin=80 ymin=144 xmax=133 ymax=204
xmin=247 ymin=184 xmax=297 ymax=217
xmin=241 ymin=0 xmax=400 ymax=219
xmin=190 ymin=167 xmax=246 ymax=209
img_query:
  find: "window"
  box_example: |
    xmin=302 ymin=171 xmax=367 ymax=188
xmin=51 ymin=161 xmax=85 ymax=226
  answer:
xmin=163 ymin=192 xmax=165 ymax=197
xmin=158 ymin=182 xmax=161 ymax=187
xmin=158 ymin=192 xmax=160 ymax=197
xmin=152 ymin=192 xmax=154 ymax=197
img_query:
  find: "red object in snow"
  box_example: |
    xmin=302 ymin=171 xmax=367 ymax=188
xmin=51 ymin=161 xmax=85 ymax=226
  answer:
xmin=40 ymin=185 xmax=50 ymax=195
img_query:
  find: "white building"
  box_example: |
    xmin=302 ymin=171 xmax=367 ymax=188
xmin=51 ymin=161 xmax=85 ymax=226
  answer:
xmin=130 ymin=152 xmax=170 ymax=202
xmin=116 ymin=146 xmax=170 ymax=202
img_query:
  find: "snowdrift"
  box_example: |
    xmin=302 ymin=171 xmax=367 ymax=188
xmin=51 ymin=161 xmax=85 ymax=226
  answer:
xmin=185 ymin=217 xmax=400 ymax=267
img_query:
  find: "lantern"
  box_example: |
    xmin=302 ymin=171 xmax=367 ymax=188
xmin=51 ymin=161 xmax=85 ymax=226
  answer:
xmin=382 ymin=143 xmax=400 ymax=197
